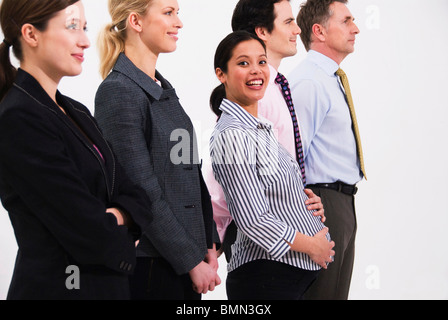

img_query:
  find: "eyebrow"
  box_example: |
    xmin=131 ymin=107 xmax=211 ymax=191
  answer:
xmin=236 ymin=54 xmax=267 ymax=60
xmin=344 ymin=15 xmax=355 ymax=21
xmin=66 ymin=19 xmax=88 ymax=32
xmin=66 ymin=17 xmax=85 ymax=23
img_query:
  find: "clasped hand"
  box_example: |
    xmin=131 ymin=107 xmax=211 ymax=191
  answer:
xmin=189 ymin=245 xmax=221 ymax=294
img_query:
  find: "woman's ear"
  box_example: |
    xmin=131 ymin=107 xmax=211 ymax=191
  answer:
xmin=21 ymin=23 xmax=39 ymax=48
xmin=215 ymin=68 xmax=226 ymax=85
xmin=127 ymin=12 xmax=143 ymax=32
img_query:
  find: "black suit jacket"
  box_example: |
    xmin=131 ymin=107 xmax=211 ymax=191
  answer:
xmin=0 ymin=69 xmax=152 ymax=300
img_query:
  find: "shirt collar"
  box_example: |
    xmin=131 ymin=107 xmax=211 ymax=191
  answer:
xmin=113 ymin=53 xmax=164 ymax=100
xmin=268 ymin=64 xmax=278 ymax=85
xmin=308 ymin=50 xmax=340 ymax=77
xmin=219 ymin=99 xmax=272 ymax=130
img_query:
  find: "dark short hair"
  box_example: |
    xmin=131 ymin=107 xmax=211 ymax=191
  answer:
xmin=231 ymin=0 xmax=288 ymax=34
xmin=297 ymin=0 xmax=348 ymax=51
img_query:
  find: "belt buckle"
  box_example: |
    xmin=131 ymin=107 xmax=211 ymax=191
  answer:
xmin=337 ymin=182 xmax=343 ymax=193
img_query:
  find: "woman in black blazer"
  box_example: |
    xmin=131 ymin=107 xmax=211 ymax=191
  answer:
xmin=0 ymin=0 xmax=151 ymax=299
xmin=95 ymin=0 xmax=220 ymax=299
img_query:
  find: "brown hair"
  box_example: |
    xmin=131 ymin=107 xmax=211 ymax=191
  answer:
xmin=297 ymin=0 xmax=347 ymax=51
xmin=0 ymin=0 xmax=79 ymax=100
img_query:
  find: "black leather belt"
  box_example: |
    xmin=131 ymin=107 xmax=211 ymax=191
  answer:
xmin=307 ymin=182 xmax=358 ymax=195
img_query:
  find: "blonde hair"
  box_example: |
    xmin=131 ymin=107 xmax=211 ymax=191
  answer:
xmin=98 ymin=0 xmax=152 ymax=79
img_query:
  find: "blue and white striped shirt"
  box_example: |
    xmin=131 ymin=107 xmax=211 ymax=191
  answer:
xmin=210 ymin=99 xmax=331 ymax=272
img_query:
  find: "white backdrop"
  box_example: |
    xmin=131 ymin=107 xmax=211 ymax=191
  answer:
xmin=1 ymin=0 xmax=447 ymax=300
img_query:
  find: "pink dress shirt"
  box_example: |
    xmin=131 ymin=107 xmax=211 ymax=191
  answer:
xmin=205 ymin=64 xmax=297 ymax=241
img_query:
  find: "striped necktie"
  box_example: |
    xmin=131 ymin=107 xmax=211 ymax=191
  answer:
xmin=275 ymin=72 xmax=306 ymax=185
xmin=336 ymin=68 xmax=366 ymax=179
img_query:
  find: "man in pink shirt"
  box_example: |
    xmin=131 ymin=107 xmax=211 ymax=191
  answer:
xmin=205 ymin=0 xmax=325 ymax=259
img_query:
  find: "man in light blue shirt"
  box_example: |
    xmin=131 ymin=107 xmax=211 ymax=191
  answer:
xmin=289 ymin=0 xmax=364 ymax=300
xmin=289 ymin=50 xmax=363 ymax=185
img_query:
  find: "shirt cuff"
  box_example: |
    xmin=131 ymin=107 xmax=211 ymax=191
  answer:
xmin=269 ymin=226 xmax=296 ymax=260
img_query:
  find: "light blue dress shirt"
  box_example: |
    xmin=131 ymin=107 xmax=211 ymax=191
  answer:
xmin=288 ymin=50 xmax=363 ymax=185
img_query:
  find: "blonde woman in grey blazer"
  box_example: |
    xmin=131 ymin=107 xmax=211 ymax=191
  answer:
xmin=94 ymin=0 xmax=220 ymax=300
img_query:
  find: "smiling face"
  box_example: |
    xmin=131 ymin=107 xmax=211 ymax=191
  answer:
xmin=139 ymin=0 xmax=183 ymax=55
xmin=262 ymin=0 xmax=301 ymax=65
xmin=33 ymin=1 xmax=90 ymax=81
xmin=216 ymin=39 xmax=269 ymax=110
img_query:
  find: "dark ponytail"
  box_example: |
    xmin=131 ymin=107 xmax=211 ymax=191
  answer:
xmin=209 ymin=84 xmax=226 ymax=118
xmin=210 ymin=30 xmax=266 ymax=119
xmin=0 ymin=40 xmax=16 ymax=101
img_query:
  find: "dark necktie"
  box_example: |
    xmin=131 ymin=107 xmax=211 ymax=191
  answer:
xmin=275 ymin=72 xmax=306 ymax=185
xmin=336 ymin=68 xmax=366 ymax=179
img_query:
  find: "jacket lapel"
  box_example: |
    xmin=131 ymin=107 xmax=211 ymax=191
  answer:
xmin=113 ymin=53 xmax=164 ymax=100
xmin=57 ymin=94 xmax=115 ymax=201
xmin=14 ymin=69 xmax=115 ymax=201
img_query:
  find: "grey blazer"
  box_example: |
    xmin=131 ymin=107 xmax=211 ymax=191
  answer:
xmin=95 ymin=53 xmax=218 ymax=275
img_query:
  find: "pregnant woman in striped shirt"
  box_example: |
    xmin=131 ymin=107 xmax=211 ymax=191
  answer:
xmin=209 ymin=31 xmax=335 ymax=300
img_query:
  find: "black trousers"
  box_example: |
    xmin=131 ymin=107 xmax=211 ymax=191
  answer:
xmin=226 ymin=260 xmax=319 ymax=300
xmin=304 ymin=187 xmax=357 ymax=300
xmin=129 ymin=257 xmax=200 ymax=300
